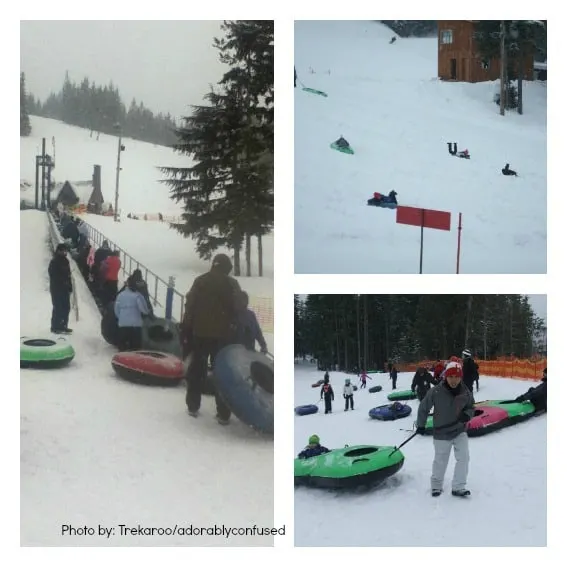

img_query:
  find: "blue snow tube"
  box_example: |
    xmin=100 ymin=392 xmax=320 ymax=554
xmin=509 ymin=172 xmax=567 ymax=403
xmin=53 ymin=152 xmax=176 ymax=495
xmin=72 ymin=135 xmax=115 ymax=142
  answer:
xmin=213 ymin=344 xmax=274 ymax=434
xmin=369 ymin=403 xmax=412 ymax=421
xmin=295 ymin=404 xmax=319 ymax=416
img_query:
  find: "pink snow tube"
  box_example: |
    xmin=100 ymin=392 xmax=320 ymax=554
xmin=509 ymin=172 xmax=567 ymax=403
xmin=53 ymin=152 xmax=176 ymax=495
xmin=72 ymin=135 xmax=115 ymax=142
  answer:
xmin=466 ymin=405 xmax=508 ymax=435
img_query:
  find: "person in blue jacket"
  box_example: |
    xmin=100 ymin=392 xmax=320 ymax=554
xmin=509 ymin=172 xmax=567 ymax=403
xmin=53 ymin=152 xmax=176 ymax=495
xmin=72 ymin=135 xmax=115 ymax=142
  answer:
xmin=237 ymin=291 xmax=268 ymax=353
xmin=297 ymin=434 xmax=330 ymax=459
xmin=113 ymin=278 xmax=149 ymax=351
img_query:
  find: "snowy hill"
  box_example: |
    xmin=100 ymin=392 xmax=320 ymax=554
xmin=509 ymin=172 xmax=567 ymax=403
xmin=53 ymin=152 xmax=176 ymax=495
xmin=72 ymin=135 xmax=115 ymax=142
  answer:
xmin=20 ymin=115 xmax=190 ymax=216
xmin=294 ymin=21 xmax=546 ymax=274
xmin=294 ymin=364 xmax=546 ymax=547
xmin=20 ymin=210 xmax=274 ymax=546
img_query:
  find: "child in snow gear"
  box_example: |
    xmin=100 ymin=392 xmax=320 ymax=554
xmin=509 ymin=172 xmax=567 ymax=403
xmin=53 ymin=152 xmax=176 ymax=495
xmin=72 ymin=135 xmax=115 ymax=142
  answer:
xmin=416 ymin=358 xmax=474 ymax=498
xmin=297 ymin=434 xmax=330 ymax=459
xmin=390 ymin=366 xmax=398 ymax=389
xmin=320 ymin=377 xmax=335 ymax=414
xmin=502 ymin=163 xmax=518 ymax=176
xmin=236 ymin=291 xmax=268 ymax=353
xmin=48 ymin=243 xmax=73 ymax=334
xmin=411 ymin=367 xmax=434 ymax=401
xmin=461 ymin=349 xmax=479 ymax=393
xmin=359 ymin=372 xmax=370 ymax=389
xmin=515 ymin=367 xmax=547 ymax=412
xmin=368 ymin=190 xmax=398 ymax=206
xmin=343 ymin=378 xmax=355 ymax=411
xmin=334 ymin=136 xmax=350 ymax=149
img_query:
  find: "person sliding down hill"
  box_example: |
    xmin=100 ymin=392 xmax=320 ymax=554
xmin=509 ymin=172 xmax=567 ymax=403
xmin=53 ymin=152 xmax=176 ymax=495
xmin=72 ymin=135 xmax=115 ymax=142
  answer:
xmin=297 ymin=435 xmax=330 ymax=459
xmin=515 ymin=367 xmax=547 ymax=412
xmin=320 ymin=376 xmax=335 ymax=414
xmin=343 ymin=378 xmax=355 ymax=411
xmin=502 ymin=163 xmax=518 ymax=176
xmin=334 ymin=136 xmax=350 ymax=149
xmin=457 ymin=149 xmax=470 ymax=159
xmin=368 ymin=190 xmax=398 ymax=206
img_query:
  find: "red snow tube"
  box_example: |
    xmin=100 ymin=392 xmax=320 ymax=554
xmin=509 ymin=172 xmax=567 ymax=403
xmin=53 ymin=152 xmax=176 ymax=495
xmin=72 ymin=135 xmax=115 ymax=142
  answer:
xmin=466 ymin=405 xmax=509 ymax=437
xmin=111 ymin=351 xmax=184 ymax=387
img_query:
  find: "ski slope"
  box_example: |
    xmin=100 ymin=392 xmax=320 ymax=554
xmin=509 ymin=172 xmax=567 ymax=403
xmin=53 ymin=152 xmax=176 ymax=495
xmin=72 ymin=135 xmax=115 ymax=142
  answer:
xmin=20 ymin=211 xmax=274 ymax=546
xmin=294 ymin=21 xmax=547 ymax=274
xmin=20 ymin=115 xmax=189 ymax=216
xmin=294 ymin=363 xmax=546 ymax=547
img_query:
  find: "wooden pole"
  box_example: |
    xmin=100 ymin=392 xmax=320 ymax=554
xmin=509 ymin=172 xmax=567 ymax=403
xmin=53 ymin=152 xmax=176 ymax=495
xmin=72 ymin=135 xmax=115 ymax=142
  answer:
xmin=419 ymin=208 xmax=425 ymax=274
xmin=500 ymin=21 xmax=506 ymax=116
xmin=456 ymin=212 xmax=463 ymax=273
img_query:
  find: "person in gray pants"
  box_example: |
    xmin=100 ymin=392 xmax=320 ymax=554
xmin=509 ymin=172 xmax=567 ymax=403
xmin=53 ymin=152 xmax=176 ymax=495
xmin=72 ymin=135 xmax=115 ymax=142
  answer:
xmin=416 ymin=359 xmax=475 ymax=497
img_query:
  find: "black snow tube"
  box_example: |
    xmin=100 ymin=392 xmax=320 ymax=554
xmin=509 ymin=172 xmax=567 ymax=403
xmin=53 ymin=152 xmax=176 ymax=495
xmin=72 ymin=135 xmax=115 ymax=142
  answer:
xmin=141 ymin=317 xmax=182 ymax=358
xmin=295 ymin=404 xmax=319 ymax=416
xmin=101 ymin=302 xmax=120 ymax=346
xmin=368 ymin=385 xmax=383 ymax=393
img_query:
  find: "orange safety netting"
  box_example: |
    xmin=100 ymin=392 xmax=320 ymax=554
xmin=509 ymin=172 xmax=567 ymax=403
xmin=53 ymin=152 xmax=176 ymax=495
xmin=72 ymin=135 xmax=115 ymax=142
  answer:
xmin=395 ymin=358 xmax=546 ymax=381
xmin=249 ymin=296 xmax=274 ymax=334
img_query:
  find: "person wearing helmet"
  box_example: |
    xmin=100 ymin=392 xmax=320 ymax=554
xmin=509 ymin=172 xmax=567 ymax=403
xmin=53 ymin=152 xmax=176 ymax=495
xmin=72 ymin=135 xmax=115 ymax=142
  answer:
xmin=343 ymin=378 xmax=355 ymax=411
xmin=461 ymin=349 xmax=479 ymax=392
xmin=181 ymin=253 xmax=243 ymax=425
xmin=297 ymin=434 xmax=330 ymax=459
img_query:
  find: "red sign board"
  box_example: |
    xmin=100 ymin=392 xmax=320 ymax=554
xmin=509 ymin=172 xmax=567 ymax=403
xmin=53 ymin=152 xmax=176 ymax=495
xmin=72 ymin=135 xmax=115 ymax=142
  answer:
xmin=396 ymin=206 xmax=451 ymax=231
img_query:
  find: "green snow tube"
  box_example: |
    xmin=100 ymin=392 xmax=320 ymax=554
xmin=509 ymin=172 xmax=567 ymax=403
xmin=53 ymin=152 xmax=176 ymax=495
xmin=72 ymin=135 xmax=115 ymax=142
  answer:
xmin=479 ymin=399 xmax=536 ymax=422
xmin=330 ymin=142 xmax=354 ymax=155
xmin=294 ymin=445 xmax=404 ymax=489
xmin=387 ymin=390 xmax=417 ymax=401
xmin=20 ymin=337 xmax=75 ymax=369
xmin=302 ymin=87 xmax=328 ymax=97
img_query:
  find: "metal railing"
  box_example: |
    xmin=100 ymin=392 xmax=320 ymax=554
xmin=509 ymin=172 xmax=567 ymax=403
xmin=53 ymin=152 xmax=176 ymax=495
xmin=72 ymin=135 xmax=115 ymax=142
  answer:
xmin=86 ymin=222 xmax=185 ymax=322
xmin=81 ymin=220 xmax=274 ymax=333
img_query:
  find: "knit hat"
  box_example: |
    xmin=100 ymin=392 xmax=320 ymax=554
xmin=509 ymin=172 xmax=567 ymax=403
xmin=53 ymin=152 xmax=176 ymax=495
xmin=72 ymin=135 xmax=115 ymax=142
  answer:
xmin=345 ymin=378 xmax=350 ymax=383
xmin=211 ymin=253 xmax=233 ymax=274
xmin=444 ymin=360 xmax=463 ymax=379
xmin=462 ymin=349 xmax=472 ymax=358
xmin=309 ymin=434 xmax=320 ymax=445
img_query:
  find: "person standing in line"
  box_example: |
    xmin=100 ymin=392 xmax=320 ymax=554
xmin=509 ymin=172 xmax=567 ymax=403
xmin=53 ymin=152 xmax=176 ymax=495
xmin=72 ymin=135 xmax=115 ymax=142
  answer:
xmin=320 ymin=375 xmax=335 ymax=414
xmin=48 ymin=243 xmax=73 ymax=334
xmin=236 ymin=291 xmax=268 ymax=353
xmin=415 ymin=358 xmax=475 ymax=498
xmin=100 ymin=250 xmax=121 ymax=304
xmin=390 ymin=365 xmax=398 ymax=389
xmin=113 ymin=278 xmax=149 ymax=350
xmin=181 ymin=253 xmax=242 ymax=426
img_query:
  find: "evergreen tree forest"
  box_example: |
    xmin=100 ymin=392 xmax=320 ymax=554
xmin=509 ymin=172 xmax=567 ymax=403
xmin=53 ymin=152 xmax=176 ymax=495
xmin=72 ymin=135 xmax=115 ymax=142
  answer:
xmin=160 ymin=20 xmax=273 ymax=277
xmin=295 ymin=295 xmax=546 ymax=372
xmin=25 ymin=72 xmax=178 ymax=147
xmin=20 ymin=72 xmax=31 ymax=136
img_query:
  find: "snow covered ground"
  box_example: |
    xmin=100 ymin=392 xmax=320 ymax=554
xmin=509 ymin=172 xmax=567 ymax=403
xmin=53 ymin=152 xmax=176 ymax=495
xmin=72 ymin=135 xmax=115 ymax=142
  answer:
xmin=294 ymin=21 xmax=546 ymax=274
xmin=294 ymin=363 xmax=546 ymax=547
xmin=20 ymin=212 xmax=274 ymax=546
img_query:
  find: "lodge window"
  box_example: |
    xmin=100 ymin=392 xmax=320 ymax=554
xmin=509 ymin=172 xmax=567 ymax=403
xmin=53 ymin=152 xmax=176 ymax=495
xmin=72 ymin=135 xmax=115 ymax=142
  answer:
xmin=441 ymin=30 xmax=453 ymax=44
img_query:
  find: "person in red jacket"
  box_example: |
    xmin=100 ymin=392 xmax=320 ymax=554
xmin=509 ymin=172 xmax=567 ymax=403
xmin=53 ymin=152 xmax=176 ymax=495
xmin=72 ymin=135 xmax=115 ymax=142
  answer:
xmin=100 ymin=250 xmax=122 ymax=305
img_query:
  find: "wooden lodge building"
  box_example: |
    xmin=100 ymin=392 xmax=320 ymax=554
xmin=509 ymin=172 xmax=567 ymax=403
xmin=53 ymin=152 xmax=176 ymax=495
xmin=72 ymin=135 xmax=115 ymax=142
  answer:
xmin=50 ymin=164 xmax=105 ymax=213
xmin=437 ymin=20 xmax=534 ymax=83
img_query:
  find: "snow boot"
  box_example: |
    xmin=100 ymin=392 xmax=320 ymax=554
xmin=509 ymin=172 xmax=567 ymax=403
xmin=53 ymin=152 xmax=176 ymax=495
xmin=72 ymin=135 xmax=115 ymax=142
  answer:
xmin=216 ymin=414 xmax=230 ymax=426
xmin=452 ymin=489 xmax=471 ymax=497
xmin=188 ymin=409 xmax=199 ymax=418
xmin=62 ymin=328 xmax=73 ymax=334
xmin=431 ymin=489 xmax=442 ymax=497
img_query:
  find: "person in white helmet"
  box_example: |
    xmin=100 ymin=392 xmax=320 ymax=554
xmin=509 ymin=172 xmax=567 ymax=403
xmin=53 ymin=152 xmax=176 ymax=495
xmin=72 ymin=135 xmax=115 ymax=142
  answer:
xmin=461 ymin=349 xmax=479 ymax=392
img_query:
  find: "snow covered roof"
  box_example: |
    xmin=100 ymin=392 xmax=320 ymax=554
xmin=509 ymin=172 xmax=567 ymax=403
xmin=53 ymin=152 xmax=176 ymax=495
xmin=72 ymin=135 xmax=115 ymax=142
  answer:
xmin=51 ymin=180 xmax=95 ymax=204
xmin=534 ymin=61 xmax=547 ymax=70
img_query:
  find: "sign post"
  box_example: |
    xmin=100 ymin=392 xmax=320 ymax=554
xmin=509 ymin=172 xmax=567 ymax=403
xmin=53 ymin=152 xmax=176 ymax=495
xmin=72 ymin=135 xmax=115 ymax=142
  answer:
xmin=396 ymin=206 xmax=452 ymax=273
xmin=456 ymin=212 xmax=463 ymax=274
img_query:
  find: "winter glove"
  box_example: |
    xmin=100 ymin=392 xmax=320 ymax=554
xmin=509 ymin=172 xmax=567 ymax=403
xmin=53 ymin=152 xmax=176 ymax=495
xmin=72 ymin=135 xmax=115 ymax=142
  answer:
xmin=343 ymin=394 xmax=347 ymax=399
xmin=261 ymin=346 xmax=268 ymax=354
xmin=458 ymin=411 xmax=472 ymax=424
xmin=415 ymin=426 xmax=426 ymax=434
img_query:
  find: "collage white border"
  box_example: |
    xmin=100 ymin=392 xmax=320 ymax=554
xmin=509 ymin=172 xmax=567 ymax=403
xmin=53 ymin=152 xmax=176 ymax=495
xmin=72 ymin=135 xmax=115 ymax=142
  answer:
xmin=8 ymin=1 xmax=563 ymax=563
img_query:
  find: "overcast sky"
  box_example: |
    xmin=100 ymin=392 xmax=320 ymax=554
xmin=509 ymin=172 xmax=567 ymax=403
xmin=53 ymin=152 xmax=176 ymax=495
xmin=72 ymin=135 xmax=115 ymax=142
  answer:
xmin=20 ymin=21 xmax=229 ymax=119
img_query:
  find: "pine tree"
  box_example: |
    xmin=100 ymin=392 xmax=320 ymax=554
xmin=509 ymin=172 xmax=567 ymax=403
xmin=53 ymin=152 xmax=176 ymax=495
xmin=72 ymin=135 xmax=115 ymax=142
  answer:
xmin=20 ymin=72 xmax=32 ymax=136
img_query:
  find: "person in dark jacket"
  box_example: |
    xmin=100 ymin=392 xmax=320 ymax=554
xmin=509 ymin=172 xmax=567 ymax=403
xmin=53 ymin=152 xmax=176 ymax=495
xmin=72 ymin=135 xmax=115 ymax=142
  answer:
xmin=462 ymin=349 xmax=479 ymax=392
xmin=91 ymin=240 xmax=111 ymax=287
xmin=416 ymin=359 xmax=475 ymax=497
xmin=294 ymin=66 xmax=297 ymax=87
xmin=181 ymin=253 xmax=242 ymax=425
xmin=237 ymin=291 xmax=268 ymax=353
xmin=411 ymin=367 xmax=434 ymax=401
xmin=334 ymin=136 xmax=350 ymax=149
xmin=61 ymin=218 xmax=80 ymax=247
xmin=119 ymin=269 xmax=154 ymax=317
xmin=390 ymin=366 xmax=398 ymax=389
xmin=515 ymin=367 xmax=547 ymax=412
xmin=48 ymin=243 xmax=73 ymax=334
xmin=297 ymin=434 xmax=330 ymax=459
xmin=502 ymin=163 xmax=518 ymax=176
xmin=320 ymin=376 xmax=334 ymax=414
xmin=387 ymin=361 xmax=393 ymax=374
